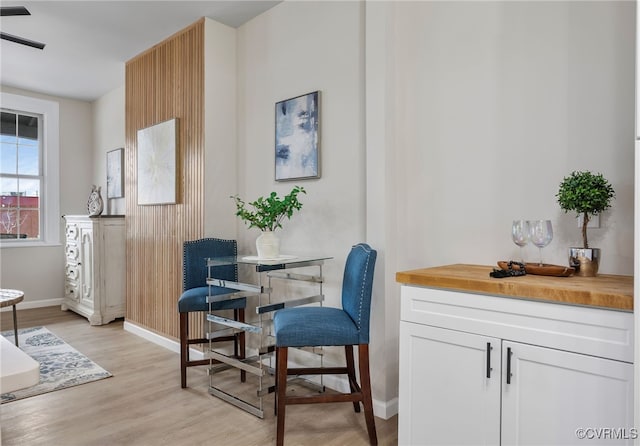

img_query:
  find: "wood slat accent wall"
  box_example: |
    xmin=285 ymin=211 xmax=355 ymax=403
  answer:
xmin=125 ymin=19 xmax=205 ymax=339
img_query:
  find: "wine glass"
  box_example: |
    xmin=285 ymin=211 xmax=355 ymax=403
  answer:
xmin=529 ymin=220 xmax=553 ymax=266
xmin=511 ymin=220 xmax=530 ymax=264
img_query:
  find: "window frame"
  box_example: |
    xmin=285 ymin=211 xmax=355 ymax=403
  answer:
xmin=0 ymin=92 xmax=60 ymax=248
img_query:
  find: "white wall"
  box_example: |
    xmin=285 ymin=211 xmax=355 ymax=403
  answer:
xmin=0 ymin=86 xmax=93 ymax=307
xmin=204 ymin=18 xmax=238 ymax=240
xmin=236 ymin=0 xmax=381 ymax=407
xmin=389 ymin=1 xmax=635 ymax=274
xmin=237 ymin=0 xmax=366 ymax=259
xmin=236 ymin=0 xmax=366 ymax=288
xmin=92 ymin=85 xmax=125 ymax=215
xmin=366 ymin=0 xmax=401 ymax=419
xmin=365 ymin=0 xmax=635 ymax=418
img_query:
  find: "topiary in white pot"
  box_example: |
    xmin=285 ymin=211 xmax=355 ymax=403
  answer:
xmin=556 ymin=171 xmax=615 ymax=276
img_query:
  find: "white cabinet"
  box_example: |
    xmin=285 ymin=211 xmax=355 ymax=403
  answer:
xmin=62 ymin=215 xmax=125 ymax=325
xmin=399 ymin=322 xmax=501 ymax=445
xmin=399 ymin=285 xmax=635 ymax=446
xmin=502 ymin=341 xmax=634 ymax=445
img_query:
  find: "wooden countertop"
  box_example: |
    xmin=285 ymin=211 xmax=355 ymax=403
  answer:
xmin=396 ymin=264 xmax=633 ymax=311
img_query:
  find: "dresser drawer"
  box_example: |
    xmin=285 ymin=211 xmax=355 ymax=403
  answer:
xmin=64 ymin=282 xmax=79 ymax=301
xmin=65 ymin=264 xmax=79 ymax=281
xmin=65 ymin=244 xmax=79 ymax=262
xmin=65 ymin=223 xmax=78 ymax=241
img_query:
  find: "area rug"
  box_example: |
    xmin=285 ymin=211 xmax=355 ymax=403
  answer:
xmin=1 ymin=326 xmax=112 ymax=403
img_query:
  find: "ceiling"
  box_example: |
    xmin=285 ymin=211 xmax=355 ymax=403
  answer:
xmin=0 ymin=1 xmax=281 ymax=102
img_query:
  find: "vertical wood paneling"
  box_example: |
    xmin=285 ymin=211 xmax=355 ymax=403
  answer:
xmin=125 ymin=20 xmax=205 ymax=340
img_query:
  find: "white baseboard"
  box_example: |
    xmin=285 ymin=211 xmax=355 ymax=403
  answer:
xmin=123 ymin=320 xmax=205 ymax=359
xmin=0 ymin=298 xmax=63 ymax=311
xmin=123 ymin=320 xmax=398 ymax=419
xmin=375 ymin=396 xmax=398 ymax=420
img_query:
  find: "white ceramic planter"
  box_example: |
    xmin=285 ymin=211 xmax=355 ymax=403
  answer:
xmin=256 ymin=231 xmax=280 ymax=259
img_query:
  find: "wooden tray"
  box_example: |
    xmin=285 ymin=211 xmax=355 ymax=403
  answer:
xmin=498 ymin=261 xmax=575 ymax=277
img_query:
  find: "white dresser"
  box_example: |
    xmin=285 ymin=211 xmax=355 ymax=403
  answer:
xmin=397 ymin=264 xmax=635 ymax=446
xmin=62 ymin=215 xmax=125 ymax=325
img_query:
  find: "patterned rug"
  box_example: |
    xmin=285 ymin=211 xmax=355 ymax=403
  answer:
xmin=1 ymin=326 xmax=112 ymax=403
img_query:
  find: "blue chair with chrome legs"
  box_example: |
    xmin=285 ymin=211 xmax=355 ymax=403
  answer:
xmin=178 ymin=238 xmax=246 ymax=388
xmin=273 ymin=243 xmax=378 ymax=445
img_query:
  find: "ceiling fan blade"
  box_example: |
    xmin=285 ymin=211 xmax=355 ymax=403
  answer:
xmin=0 ymin=6 xmax=30 ymax=16
xmin=1 ymin=32 xmax=45 ymax=50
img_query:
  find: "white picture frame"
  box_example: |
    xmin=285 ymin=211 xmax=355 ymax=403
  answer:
xmin=106 ymin=148 xmax=124 ymax=199
xmin=136 ymin=118 xmax=177 ymax=205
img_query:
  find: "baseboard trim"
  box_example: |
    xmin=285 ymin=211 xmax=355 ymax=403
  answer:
xmin=123 ymin=321 xmax=204 ymax=359
xmin=122 ymin=320 xmax=398 ymax=419
xmin=375 ymin=396 xmax=398 ymax=420
xmin=0 ymin=298 xmax=63 ymax=311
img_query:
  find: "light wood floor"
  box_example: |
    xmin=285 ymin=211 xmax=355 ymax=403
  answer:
xmin=1 ymin=307 xmax=398 ymax=446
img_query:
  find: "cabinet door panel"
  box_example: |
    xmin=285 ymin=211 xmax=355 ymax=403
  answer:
xmin=102 ymin=222 xmax=126 ymax=312
xmin=79 ymin=226 xmax=94 ymax=304
xmin=502 ymin=341 xmax=634 ymax=446
xmin=399 ymin=322 xmax=501 ymax=445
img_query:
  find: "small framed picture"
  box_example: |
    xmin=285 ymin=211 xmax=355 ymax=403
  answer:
xmin=106 ymin=148 xmax=124 ymax=198
xmin=275 ymin=90 xmax=320 ymax=181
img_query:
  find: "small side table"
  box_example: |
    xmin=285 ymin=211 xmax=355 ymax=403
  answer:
xmin=0 ymin=289 xmax=25 ymax=346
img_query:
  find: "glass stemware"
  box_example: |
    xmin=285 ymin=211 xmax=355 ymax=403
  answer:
xmin=529 ymin=220 xmax=553 ymax=266
xmin=511 ymin=220 xmax=530 ymax=264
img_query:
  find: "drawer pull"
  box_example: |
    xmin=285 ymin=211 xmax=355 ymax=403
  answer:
xmin=506 ymin=347 xmax=513 ymax=384
xmin=66 ymin=245 xmax=78 ymax=260
xmin=66 ymin=225 xmax=78 ymax=239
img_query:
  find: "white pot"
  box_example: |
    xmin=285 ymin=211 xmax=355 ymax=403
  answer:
xmin=256 ymin=231 xmax=280 ymax=259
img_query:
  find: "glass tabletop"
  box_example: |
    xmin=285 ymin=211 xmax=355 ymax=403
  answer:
xmin=206 ymin=254 xmax=332 ymax=269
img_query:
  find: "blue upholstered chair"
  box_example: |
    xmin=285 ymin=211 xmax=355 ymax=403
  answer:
xmin=273 ymin=243 xmax=378 ymax=446
xmin=178 ymin=238 xmax=246 ymax=388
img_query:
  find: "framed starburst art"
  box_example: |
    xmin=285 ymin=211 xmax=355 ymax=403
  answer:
xmin=136 ymin=118 xmax=177 ymax=205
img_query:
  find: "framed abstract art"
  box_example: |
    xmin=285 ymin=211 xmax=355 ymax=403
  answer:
xmin=136 ymin=118 xmax=178 ymax=205
xmin=274 ymin=91 xmax=320 ymax=181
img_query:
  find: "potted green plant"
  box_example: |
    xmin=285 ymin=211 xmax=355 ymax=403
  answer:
xmin=231 ymin=186 xmax=306 ymax=259
xmin=556 ymin=171 xmax=615 ymax=276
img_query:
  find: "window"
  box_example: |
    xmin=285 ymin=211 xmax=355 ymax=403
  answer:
xmin=1 ymin=110 xmax=42 ymax=239
xmin=0 ymin=93 xmax=59 ymax=247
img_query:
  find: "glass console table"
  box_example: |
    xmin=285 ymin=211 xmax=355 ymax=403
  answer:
xmin=205 ymin=254 xmax=332 ymax=418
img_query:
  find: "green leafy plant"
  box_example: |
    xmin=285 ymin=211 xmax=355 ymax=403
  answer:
xmin=556 ymin=171 xmax=615 ymax=249
xmin=231 ymin=186 xmax=306 ymax=232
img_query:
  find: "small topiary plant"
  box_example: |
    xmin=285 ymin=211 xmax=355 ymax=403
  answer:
xmin=556 ymin=171 xmax=615 ymax=249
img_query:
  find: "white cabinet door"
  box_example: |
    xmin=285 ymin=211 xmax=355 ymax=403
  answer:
xmin=399 ymin=322 xmax=501 ymax=446
xmin=78 ymin=223 xmax=95 ymax=306
xmin=100 ymin=220 xmax=126 ymax=315
xmin=502 ymin=341 xmax=635 ymax=446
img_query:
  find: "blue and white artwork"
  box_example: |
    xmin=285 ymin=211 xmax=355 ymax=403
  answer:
xmin=275 ymin=91 xmax=320 ymax=181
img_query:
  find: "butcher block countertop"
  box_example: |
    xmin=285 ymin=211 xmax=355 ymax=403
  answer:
xmin=396 ymin=264 xmax=633 ymax=311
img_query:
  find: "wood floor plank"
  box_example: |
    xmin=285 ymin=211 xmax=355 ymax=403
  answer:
xmin=1 ymin=307 xmax=398 ymax=445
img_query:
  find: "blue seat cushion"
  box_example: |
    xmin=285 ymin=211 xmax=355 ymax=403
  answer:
xmin=178 ymin=286 xmax=246 ymax=313
xmin=273 ymin=306 xmax=360 ymax=347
